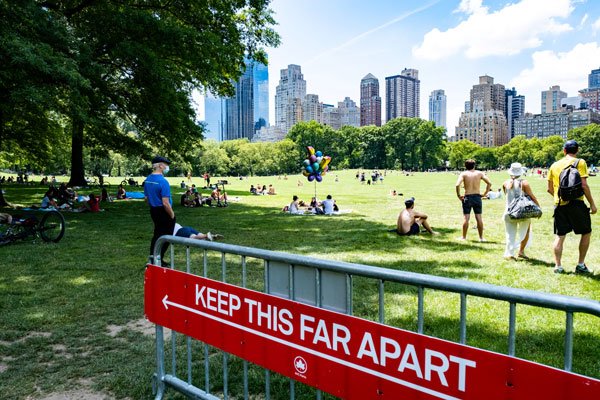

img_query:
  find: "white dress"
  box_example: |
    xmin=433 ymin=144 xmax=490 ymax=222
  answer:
xmin=503 ymin=180 xmax=532 ymax=258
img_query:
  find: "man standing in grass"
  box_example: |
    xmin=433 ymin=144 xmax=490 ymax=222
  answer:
xmin=455 ymin=159 xmax=492 ymax=242
xmin=547 ymin=140 xmax=597 ymax=274
xmin=144 ymin=156 xmax=175 ymax=265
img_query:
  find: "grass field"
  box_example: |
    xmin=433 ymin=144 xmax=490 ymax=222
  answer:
xmin=1 ymin=169 xmax=599 ymax=399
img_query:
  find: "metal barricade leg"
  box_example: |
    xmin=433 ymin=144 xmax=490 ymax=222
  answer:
xmin=153 ymin=325 xmax=166 ymax=400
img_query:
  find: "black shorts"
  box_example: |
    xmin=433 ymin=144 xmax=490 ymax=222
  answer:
xmin=397 ymin=222 xmax=420 ymax=236
xmin=553 ymin=200 xmax=592 ymax=236
xmin=462 ymin=194 xmax=482 ymax=215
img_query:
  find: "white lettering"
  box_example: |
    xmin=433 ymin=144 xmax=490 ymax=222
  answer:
xmin=256 ymin=302 xmax=272 ymax=329
xmin=313 ymin=319 xmax=331 ymax=349
xmin=357 ymin=332 xmax=379 ymax=365
xmin=229 ymin=294 xmax=241 ymax=316
xmin=244 ymin=298 xmax=257 ymax=323
xmin=300 ymin=314 xmax=314 ymax=341
xmin=450 ymin=355 xmax=476 ymax=392
xmin=398 ymin=344 xmax=423 ymax=378
xmin=332 ymin=323 xmax=351 ymax=355
xmin=195 ymin=285 xmax=206 ymax=307
xmin=380 ymin=336 xmax=400 ymax=367
xmin=425 ymin=349 xmax=449 ymax=388
xmin=278 ymin=308 xmax=293 ymax=335
xmin=206 ymin=287 xmax=217 ymax=311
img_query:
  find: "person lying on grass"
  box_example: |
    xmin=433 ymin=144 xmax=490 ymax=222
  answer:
xmin=173 ymin=223 xmax=223 ymax=241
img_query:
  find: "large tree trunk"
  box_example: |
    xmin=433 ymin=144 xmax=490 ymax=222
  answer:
xmin=68 ymin=118 xmax=87 ymax=187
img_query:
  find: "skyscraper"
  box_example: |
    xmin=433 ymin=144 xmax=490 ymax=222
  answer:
xmin=253 ymin=60 xmax=269 ymax=132
xmin=275 ymin=64 xmax=307 ymax=133
xmin=428 ymin=89 xmax=447 ymax=130
xmin=470 ymin=75 xmax=505 ymax=114
xmin=225 ymin=63 xmax=254 ymax=140
xmin=360 ymin=73 xmax=381 ymax=126
xmin=505 ymin=88 xmax=525 ymax=138
xmin=339 ymin=97 xmax=360 ymax=127
xmin=588 ymin=67 xmax=600 ymax=90
xmin=456 ymin=75 xmax=509 ymax=147
xmin=204 ymin=59 xmax=269 ymax=141
xmin=541 ymin=85 xmax=567 ymax=114
xmin=303 ymin=94 xmax=322 ymax=123
xmin=385 ymin=68 xmax=420 ymax=121
xmin=203 ymin=94 xmax=225 ymax=141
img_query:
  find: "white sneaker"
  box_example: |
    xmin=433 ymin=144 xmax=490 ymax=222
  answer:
xmin=206 ymin=232 xmax=213 ymax=241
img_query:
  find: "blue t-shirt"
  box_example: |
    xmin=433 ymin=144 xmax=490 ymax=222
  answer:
xmin=144 ymin=173 xmax=172 ymax=207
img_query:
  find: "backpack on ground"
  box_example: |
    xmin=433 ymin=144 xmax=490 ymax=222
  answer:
xmin=558 ymin=159 xmax=584 ymax=202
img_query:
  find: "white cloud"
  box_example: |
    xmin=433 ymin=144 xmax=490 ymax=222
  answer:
xmin=510 ymin=42 xmax=600 ymax=113
xmin=413 ymin=0 xmax=574 ymax=60
xmin=455 ymin=0 xmax=485 ymax=15
xmin=579 ymin=13 xmax=588 ymax=27
xmin=593 ymin=16 xmax=600 ymax=32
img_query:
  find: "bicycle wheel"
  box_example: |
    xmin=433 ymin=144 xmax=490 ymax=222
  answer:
xmin=39 ymin=211 xmax=66 ymax=243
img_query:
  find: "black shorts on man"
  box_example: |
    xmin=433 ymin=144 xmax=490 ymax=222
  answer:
xmin=462 ymin=194 xmax=483 ymax=215
xmin=553 ymin=200 xmax=592 ymax=236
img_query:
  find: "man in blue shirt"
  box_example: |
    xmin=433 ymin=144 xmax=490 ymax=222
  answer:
xmin=144 ymin=156 xmax=175 ymax=265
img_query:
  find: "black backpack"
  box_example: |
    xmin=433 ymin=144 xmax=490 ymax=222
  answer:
xmin=558 ymin=159 xmax=584 ymax=201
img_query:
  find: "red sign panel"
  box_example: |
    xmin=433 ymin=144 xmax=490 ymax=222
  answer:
xmin=144 ymin=265 xmax=600 ymax=400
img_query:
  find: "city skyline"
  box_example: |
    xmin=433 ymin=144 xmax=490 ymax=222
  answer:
xmin=195 ymin=0 xmax=600 ymax=137
xmin=262 ymin=0 xmax=600 ymax=135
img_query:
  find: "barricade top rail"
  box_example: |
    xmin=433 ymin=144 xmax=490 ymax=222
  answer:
xmin=155 ymin=235 xmax=600 ymax=318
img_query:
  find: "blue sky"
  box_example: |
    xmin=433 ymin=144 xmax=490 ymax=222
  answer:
xmin=263 ymin=0 xmax=600 ymax=134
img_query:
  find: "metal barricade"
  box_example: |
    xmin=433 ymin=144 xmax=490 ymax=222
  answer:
xmin=150 ymin=236 xmax=600 ymax=400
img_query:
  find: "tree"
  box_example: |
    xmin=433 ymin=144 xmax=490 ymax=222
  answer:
xmin=448 ymin=140 xmax=481 ymax=169
xmin=1 ymin=1 xmax=280 ymax=186
xmin=569 ymin=124 xmax=600 ymax=166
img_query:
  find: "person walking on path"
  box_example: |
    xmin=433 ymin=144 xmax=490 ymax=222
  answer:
xmin=502 ymin=163 xmax=540 ymax=260
xmin=144 ymin=156 xmax=175 ymax=265
xmin=455 ymin=159 xmax=492 ymax=242
xmin=547 ymin=140 xmax=597 ymax=274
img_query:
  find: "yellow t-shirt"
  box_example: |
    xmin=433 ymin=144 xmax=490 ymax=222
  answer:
xmin=548 ymin=156 xmax=588 ymax=205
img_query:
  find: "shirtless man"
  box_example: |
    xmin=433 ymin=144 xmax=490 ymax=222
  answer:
xmin=455 ymin=159 xmax=492 ymax=241
xmin=396 ymin=197 xmax=436 ymax=235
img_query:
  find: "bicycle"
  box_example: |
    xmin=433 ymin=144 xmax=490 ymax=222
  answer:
xmin=0 ymin=210 xmax=66 ymax=245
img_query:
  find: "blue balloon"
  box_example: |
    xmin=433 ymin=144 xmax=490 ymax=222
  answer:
xmin=308 ymin=174 xmax=315 ymax=182
xmin=306 ymin=165 xmax=313 ymax=173
xmin=315 ymin=174 xmax=323 ymax=182
xmin=313 ymin=162 xmax=320 ymax=171
xmin=315 ymin=150 xmax=323 ymax=157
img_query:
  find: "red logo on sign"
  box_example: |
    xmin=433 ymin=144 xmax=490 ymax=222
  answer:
xmin=294 ymin=356 xmax=308 ymax=375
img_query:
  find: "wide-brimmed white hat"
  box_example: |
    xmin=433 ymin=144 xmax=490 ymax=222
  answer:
xmin=507 ymin=162 xmax=524 ymax=177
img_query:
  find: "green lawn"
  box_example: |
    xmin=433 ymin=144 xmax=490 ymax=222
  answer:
xmin=1 ymin=169 xmax=599 ymax=399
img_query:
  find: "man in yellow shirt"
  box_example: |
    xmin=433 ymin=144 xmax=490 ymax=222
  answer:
xmin=547 ymin=140 xmax=597 ymax=274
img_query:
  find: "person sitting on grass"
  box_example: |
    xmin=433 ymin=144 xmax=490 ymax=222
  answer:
xmin=41 ymin=190 xmax=59 ymax=209
xmin=268 ymin=184 xmax=276 ymax=195
xmin=211 ymin=187 xmax=228 ymax=206
xmin=173 ymin=223 xmax=223 ymax=241
xmin=116 ymin=185 xmax=127 ymax=200
xmin=288 ymin=195 xmax=304 ymax=214
xmin=193 ymin=192 xmax=212 ymax=207
xmin=321 ymin=194 xmax=335 ymax=215
xmin=180 ymin=189 xmax=194 ymax=207
xmin=76 ymin=193 xmax=102 ymax=213
xmin=396 ymin=197 xmax=437 ymax=236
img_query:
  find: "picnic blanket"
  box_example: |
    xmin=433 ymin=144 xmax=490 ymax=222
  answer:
xmin=125 ymin=191 xmax=145 ymax=199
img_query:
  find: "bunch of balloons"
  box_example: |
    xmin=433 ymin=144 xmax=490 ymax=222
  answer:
xmin=302 ymin=146 xmax=331 ymax=182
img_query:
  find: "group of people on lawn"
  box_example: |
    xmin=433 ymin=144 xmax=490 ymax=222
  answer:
xmin=142 ymin=139 xmax=597 ymax=274
xmin=398 ymin=139 xmax=596 ymax=275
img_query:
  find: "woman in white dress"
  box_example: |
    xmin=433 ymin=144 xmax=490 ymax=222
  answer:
xmin=503 ymin=163 xmax=540 ymax=260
